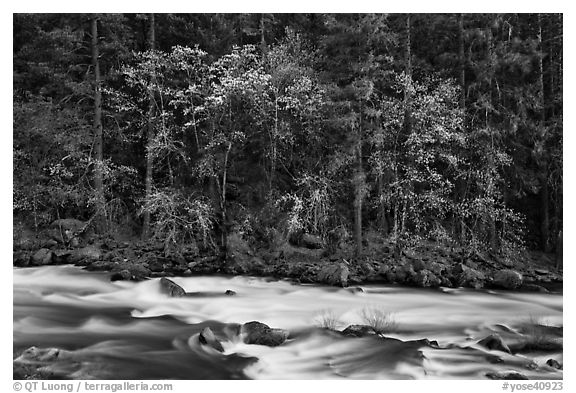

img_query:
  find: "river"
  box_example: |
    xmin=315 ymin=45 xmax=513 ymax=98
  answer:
xmin=13 ymin=265 xmax=563 ymax=380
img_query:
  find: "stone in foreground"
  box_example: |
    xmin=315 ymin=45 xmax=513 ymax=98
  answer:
xmin=199 ymin=327 xmax=224 ymax=352
xmin=240 ymin=321 xmax=289 ymax=347
xmin=159 ymin=277 xmax=186 ymax=297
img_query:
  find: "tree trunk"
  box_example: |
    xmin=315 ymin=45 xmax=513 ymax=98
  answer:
xmin=404 ymin=14 xmax=412 ymax=130
xmin=486 ymin=23 xmax=497 ymax=250
xmin=397 ymin=13 xmax=412 ymax=254
xmin=221 ymin=142 xmax=232 ymax=257
xmin=555 ymin=230 xmax=562 ymax=269
xmin=459 ymin=14 xmax=466 ymax=112
xmin=91 ymin=17 xmax=105 ymax=232
xmin=538 ymin=13 xmax=550 ymax=252
xmin=457 ymin=13 xmax=466 ymax=243
xmin=142 ymin=13 xmax=155 ymax=239
xmin=353 ymin=119 xmax=364 ymax=257
xmin=260 ymin=14 xmax=267 ymax=57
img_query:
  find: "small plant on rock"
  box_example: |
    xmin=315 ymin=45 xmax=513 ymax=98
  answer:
xmin=359 ymin=306 xmax=398 ymax=334
xmin=313 ymin=309 xmax=342 ymax=330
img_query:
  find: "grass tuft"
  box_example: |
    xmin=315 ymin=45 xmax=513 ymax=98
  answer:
xmin=313 ymin=309 xmax=342 ymax=330
xmin=359 ymin=306 xmax=398 ymax=334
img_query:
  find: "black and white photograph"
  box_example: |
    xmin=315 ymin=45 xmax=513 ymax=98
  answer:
xmin=12 ymin=11 xmax=564 ymax=384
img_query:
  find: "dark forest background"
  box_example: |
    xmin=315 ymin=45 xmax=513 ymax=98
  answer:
xmin=13 ymin=13 xmax=563 ymax=263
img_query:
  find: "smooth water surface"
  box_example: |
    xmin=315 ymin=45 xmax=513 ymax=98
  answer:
xmin=14 ymin=266 xmax=563 ymax=379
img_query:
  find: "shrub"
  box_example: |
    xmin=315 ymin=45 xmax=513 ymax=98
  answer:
xmin=140 ymin=188 xmax=215 ymax=248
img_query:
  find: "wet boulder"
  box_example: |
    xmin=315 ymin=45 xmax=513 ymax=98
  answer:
xmin=240 ymin=321 xmax=289 ymax=347
xmin=53 ymin=249 xmax=72 ymax=264
xmin=486 ymin=371 xmax=528 ymax=380
xmin=317 ymin=262 xmax=350 ymax=287
xmin=68 ymin=245 xmax=101 ymax=265
xmin=412 ymin=269 xmax=441 ymax=288
xmin=452 ymin=263 xmax=485 ymax=289
xmin=341 ymin=324 xmax=378 ymax=338
xmin=31 ymin=248 xmax=54 ymax=266
xmin=393 ymin=263 xmax=416 ymax=284
xmin=225 ymin=290 xmax=237 ymax=296
xmin=110 ymin=269 xmax=132 ymax=281
xmin=546 ymin=359 xmax=562 ymax=369
xmin=159 ymin=277 xmax=186 ymax=297
xmin=15 ymin=346 xmax=63 ymax=363
xmin=199 ymin=327 xmax=224 ymax=352
xmin=477 ymin=333 xmax=511 ymax=354
xmin=493 ymin=269 xmax=523 ymax=290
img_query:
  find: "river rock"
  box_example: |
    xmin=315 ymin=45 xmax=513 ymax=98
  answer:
xmin=13 ymin=251 xmax=31 ymax=267
xmin=240 ymin=321 xmax=289 ymax=347
xmin=225 ymin=290 xmax=236 ymax=296
xmin=316 ymin=262 xmax=349 ymax=287
xmin=394 ymin=263 xmax=416 ymax=284
xmin=546 ymin=359 xmax=562 ymax=369
xmin=486 ymin=371 xmax=528 ymax=380
xmin=521 ymin=283 xmax=548 ymax=293
xmin=493 ymin=269 xmax=523 ymax=290
xmin=412 ymin=269 xmax=441 ymax=288
xmin=53 ymin=249 xmax=72 ymax=264
xmin=110 ymin=269 xmax=132 ymax=281
xmin=477 ymin=333 xmax=511 ymax=353
xmin=452 ymin=263 xmax=485 ymax=289
xmin=31 ymin=248 xmax=54 ymax=266
xmin=199 ymin=327 xmax=224 ymax=352
xmin=159 ymin=277 xmax=186 ymax=297
xmin=342 ymin=324 xmax=378 ymax=338
xmin=15 ymin=346 xmax=63 ymax=363
xmin=301 ymin=233 xmax=323 ymax=249
xmin=68 ymin=245 xmax=101 ymax=265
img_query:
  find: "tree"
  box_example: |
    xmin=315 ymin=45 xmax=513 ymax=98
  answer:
xmin=91 ymin=16 xmax=105 ymax=230
xmin=142 ymin=13 xmax=156 ymax=239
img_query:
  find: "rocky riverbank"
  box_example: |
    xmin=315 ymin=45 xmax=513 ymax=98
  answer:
xmin=13 ymin=219 xmax=562 ymax=292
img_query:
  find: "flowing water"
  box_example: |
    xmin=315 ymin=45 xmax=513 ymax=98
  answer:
xmin=14 ymin=265 xmax=563 ymax=380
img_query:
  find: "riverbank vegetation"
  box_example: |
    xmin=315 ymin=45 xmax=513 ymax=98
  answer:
xmin=13 ymin=14 xmax=563 ymax=288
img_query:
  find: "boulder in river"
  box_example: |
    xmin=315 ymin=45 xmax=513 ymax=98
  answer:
xmin=486 ymin=371 xmax=528 ymax=380
xmin=477 ymin=333 xmax=511 ymax=353
xmin=31 ymin=248 xmax=54 ymax=266
xmin=546 ymin=359 xmax=562 ymax=369
xmin=412 ymin=269 xmax=441 ymax=288
xmin=159 ymin=277 xmax=186 ymax=297
xmin=452 ymin=263 xmax=485 ymax=289
xmin=199 ymin=327 xmax=224 ymax=352
xmin=110 ymin=270 xmax=132 ymax=281
xmin=341 ymin=324 xmax=378 ymax=338
xmin=15 ymin=346 xmax=63 ymax=363
xmin=240 ymin=321 xmax=289 ymax=347
xmin=316 ymin=262 xmax=349 ymax=287
xmin=493 ymin=269 xmax=523 ymax=290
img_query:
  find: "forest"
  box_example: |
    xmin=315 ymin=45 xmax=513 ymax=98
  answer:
xmin=13 ymin=13 xmax=563 ymax=289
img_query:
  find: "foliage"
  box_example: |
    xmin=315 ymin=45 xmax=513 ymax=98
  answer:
xmin=140 ymin=188 xmax=215 ymax=247
xmin=13 ymin=13 xmax=562 ymax=257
